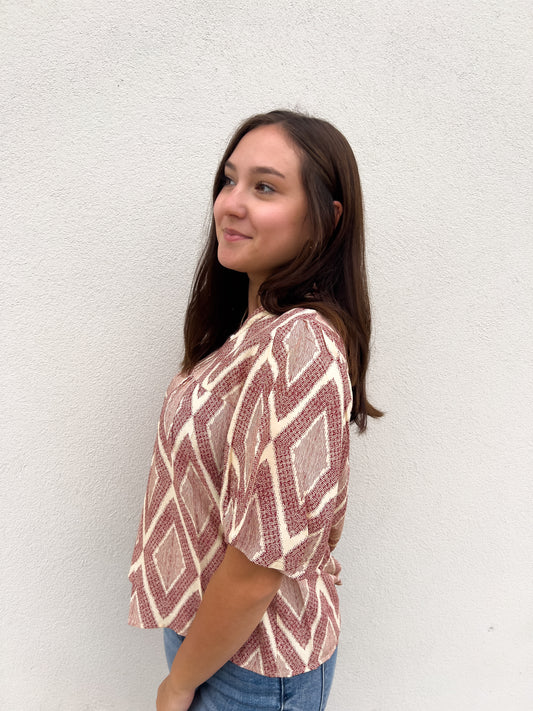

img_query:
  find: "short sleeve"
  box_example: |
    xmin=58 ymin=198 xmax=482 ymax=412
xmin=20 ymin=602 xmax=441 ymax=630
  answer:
xmin=220 ymin=313 xmax=351 ymax=580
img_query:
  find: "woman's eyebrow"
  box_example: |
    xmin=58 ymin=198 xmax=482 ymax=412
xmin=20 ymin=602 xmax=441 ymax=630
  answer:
xmin=225 ymin=160 xmax=286 ymax=179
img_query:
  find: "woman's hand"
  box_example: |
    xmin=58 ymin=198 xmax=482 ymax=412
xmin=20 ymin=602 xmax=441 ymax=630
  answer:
xmin=156 ymin=675 xmax=195 ymax=711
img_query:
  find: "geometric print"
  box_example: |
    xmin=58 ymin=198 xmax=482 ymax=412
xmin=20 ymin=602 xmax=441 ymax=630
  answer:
xmin=128 ymin=307 xmax=352 ymax=677
xmin=153 ymin=524 xmax=186 ymax=593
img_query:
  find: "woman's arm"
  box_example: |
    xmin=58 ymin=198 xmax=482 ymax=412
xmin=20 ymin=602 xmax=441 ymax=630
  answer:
xmin=156 ymin=544 xmax=283 ymax=711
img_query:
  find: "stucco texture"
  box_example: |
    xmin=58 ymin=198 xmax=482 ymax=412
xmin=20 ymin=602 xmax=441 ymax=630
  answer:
xmin=1 ymin=1 xmax=532 ymax=709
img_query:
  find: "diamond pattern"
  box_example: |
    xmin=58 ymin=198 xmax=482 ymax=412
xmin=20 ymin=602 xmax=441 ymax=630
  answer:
xmin=153 ymin=524 xmax=186 ymax=593
xmin=128 ymin=308 xmax=351 ymax=677
xmin=290 ymin=411 xmax=330 ymax=503
xmin=180 ymin=463 xmax=213 ymax=537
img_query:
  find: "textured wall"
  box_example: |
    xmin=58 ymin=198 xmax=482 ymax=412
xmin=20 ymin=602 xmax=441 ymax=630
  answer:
xmin=2 ymin=1 xmax=532 ymax=709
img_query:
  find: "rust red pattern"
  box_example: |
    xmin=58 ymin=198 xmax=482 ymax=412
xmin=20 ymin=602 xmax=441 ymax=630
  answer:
xmin=128 ymin=308 xmax=352 ymax=677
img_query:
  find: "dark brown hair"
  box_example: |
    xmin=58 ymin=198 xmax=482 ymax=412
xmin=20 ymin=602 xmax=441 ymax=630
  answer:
xmin=182 ymin=109 xmax=382 ymax=431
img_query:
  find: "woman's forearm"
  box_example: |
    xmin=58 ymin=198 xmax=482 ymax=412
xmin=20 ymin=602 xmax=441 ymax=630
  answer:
xmin=166 ymin=544 xmax=283 ymax=695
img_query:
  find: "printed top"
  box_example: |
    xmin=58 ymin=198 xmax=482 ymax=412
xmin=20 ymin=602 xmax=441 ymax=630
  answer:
xmin=128 ymin=307 xmax=352 ymax=677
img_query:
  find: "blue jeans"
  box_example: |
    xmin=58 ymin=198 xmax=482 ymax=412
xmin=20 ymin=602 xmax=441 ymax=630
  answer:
xmin=163 ymin=628 xmax=337 ymax=711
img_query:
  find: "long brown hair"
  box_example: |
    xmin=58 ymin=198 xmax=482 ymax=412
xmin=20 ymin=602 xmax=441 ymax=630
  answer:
xmin=183 ymin=110 xmax=382 ymax=431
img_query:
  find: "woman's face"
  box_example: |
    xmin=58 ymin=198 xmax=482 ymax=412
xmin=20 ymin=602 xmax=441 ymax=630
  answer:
xmin=214 ymin=124 xmax=310 ymax=292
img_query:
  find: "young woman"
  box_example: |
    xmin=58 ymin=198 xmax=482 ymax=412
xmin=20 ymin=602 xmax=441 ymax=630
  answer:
xmin=128 ymin=110 xmax=381 ymax=711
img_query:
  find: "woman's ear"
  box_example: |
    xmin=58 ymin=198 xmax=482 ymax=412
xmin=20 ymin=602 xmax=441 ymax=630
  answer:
xmin=333 ymin=201 xmax=343 ymax=227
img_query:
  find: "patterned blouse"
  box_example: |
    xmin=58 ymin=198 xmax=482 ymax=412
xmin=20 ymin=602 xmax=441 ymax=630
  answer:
xmin=128 ymin=307 xmax=352 ymax=677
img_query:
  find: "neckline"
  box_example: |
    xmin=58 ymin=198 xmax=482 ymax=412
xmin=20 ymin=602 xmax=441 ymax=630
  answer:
xmin=240 ymin=306 xmax=266 ymax=328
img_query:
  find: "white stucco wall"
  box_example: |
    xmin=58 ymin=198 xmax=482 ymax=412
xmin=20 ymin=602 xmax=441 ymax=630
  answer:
xmin=2 ymin=1 xmax=532 ymax=709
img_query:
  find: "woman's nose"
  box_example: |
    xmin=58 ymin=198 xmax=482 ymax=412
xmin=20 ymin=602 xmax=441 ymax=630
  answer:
xmin=221 ymin=184 xmax=247 ymax=218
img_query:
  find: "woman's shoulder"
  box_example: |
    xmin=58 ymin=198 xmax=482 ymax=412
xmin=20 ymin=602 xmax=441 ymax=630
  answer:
xmin=274 ymin=307 xmax=346 ymax=352
xmin=248 ymin=307 xmax=347 ymax=364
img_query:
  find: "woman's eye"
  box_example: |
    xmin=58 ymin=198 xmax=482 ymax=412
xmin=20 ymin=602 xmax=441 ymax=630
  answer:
xmin=256 ymin=182 xmax=274 ymax=194
xmin=221 ymin=175 xmax=235 ymax=187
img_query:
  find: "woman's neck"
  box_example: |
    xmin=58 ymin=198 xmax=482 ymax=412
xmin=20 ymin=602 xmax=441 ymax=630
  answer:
xmin=247 ymin=281 xmax=261 ymax=316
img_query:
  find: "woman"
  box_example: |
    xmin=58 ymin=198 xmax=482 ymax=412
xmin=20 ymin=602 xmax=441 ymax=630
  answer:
xmin=128 ymin=110 xmax=381 ymax=711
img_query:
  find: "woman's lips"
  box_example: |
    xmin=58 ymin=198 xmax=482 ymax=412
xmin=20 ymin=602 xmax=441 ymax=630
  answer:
xmin=223 ymin=228 xmax=252 ymax=242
